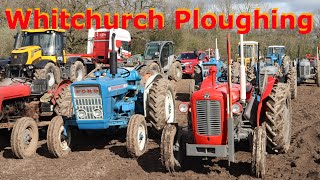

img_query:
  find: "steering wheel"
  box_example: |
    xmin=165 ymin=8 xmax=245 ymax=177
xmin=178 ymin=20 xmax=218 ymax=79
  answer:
xmin=119 ymin=67 xmax=131 ymax=78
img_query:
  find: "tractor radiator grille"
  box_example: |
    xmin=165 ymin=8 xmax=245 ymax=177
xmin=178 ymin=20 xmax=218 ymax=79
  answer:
xmin=74 ymin=98 xmax=103 ymax=120
xmin=300 ymin=65 xmax=310 ymax=76
xmin=196 ymin=100 xmax=221 ymax=136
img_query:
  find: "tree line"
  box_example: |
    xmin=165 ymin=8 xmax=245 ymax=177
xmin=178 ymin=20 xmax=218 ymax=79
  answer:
xmin=0 ymin=0 xmax=319 ymax=60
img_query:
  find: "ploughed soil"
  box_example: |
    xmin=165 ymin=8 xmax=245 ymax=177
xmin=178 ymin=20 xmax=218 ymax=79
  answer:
xmin=0 ymin=79 xmax=319 ymax=180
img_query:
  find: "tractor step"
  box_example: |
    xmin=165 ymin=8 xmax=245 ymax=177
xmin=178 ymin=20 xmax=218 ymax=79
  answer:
xmin=186 ymin=144 xmax=228 ymax=157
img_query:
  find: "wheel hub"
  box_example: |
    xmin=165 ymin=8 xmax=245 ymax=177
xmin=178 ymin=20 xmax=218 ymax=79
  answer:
xmin=75 ymin=68 xmax=83 ymax=81
xmin=47 ymin=72 xmax=55 ymax=87
xmin=165 ymin=90 xmax=174 ymax=123
xmin=23 ymin=128 xmax=32 ymax=146
xmin=137 ymin=124 xmax=146 ymax=151
xmin=59 ymin=126 xmax=70 ymax=151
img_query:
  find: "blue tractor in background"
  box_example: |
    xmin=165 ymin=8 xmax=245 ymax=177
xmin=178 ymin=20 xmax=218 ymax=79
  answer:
xmin=46 ymin=33 xmax=176 ymax=158
xmin=259 ymin=45 xmax=297 ymax=99
xmin=201 ymin=57 xmax=227 ymax=82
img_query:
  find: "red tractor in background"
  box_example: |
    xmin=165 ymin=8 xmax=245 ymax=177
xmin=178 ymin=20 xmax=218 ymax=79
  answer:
xmin=0 ymin=77 xmax=71 ymax=159
xmin=160 ymin=34 xmax=292 ymax=178
xmin=177 ymin=51 xmax=209 ymax=82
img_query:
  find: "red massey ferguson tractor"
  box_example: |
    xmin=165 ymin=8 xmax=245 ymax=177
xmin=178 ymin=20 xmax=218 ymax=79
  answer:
xmin=160 ymin=34 xmax=292 ymax=178
xmin=0 ymin=78 xmax=71 ymax=159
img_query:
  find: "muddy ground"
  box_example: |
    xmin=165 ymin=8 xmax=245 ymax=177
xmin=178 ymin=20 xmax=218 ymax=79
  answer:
xmin=0 ymin=80 xmax=319 ymax=180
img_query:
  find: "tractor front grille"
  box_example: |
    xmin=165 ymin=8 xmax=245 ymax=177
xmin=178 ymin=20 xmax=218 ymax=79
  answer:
xmin=196 ymin=100 xmax=221 ymax=136
xmin=300 ymin=65 xmax=310 ymax=76
xmin=74 ymin=97 xmax=103 ymax=120
xmin=10 ymin=53 xmax=28 ymax=65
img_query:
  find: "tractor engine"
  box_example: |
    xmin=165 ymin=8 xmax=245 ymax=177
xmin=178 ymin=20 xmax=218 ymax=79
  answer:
xmin=190 ymin=67 xmax=242 ymax=145
xmin=70 ymin=68 xmax=142 ymax=130
xmin=298 ymin=59 xmax=313 ymax=79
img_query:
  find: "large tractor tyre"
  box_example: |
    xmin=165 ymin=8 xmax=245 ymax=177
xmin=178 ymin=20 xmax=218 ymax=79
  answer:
xmin=231 ymin=62 xmax=240 ymax=83
xmin=149 ymin=62 xmax=161 ymax=74
xmin=126 ymin=114 xmax=148 ymax=158
xmin=54 ymin=84 xmax=73 ymax=117
xmin=168 ymin=61 xmax=183 ymax=81
xmin=265 ymin=83 xmax=292 ymax=153
xmin=287 ymin=67 xmax=297 ymax=99
xmin=47 ymin=116 xmax=71 ymax=158
xmin=34 ymin=62 xmax=61 ymax=89
xmin=70 ymin=61 xmax=86 ymax=82
xmin=161 ymin=123 xmax=184 ymax=172
xmin=247 ymin=66 xmax=256 ymax=85
xmin=11 ymin=117 xmax=39 ymax=159
xmin=193 ymin=65 xmax=202 ymax=85
xmin=189 ymin=79 xmax=195 ymax=100
xmin=251 ymin=123 xmax=266 ymax=178
xmin=148 ymin=78 xmax=175 ymax=130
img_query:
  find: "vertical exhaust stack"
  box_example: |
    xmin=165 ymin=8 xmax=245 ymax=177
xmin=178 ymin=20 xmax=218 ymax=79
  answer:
xmin=87 ymin=28 xmax=95 ymax=54
xmin=226 ymin=33 xmax=235 ymax=164
xmin=13 ymin=33 xmax=21 ymax=50
xmin=110 ymin=33 xmax=117 ymax=78
xmin=239 ymin=34 xmax=246 ymax=103
xmin=215 ymin=38 xmax=220 ymax=60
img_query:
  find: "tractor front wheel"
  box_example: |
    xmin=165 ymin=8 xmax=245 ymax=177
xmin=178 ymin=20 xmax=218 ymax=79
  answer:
xmin=251 ymin=123 xmax=266 ymax=178
xmin=70 ymin=61 xmax=86 ymax=82
xmin=168 ymin=61 xmax=182 ymax=81
xmin=126 ymin=114 xmax=148 ymax=158
xmin=161 ymin=123 xmax=184 ymax=172
xmin=317 ymin=72 xmax=320 ymax=87
xmin=11 ymin=117 xmax=39 ymax=159
xmin=34 ymin=62 xmax=61 ymax=89
xmin=47 ymin=116 xmax=71 ymax=158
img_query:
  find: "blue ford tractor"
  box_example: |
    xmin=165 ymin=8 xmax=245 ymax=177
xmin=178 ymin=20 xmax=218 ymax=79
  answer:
xmin=46 ymin=33 xmax=176 ymax=158
xmin=260 ymin=45 xmax=297 ymax=99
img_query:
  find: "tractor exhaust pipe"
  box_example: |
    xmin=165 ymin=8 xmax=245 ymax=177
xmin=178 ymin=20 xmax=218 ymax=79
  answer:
xmin=215 ymin=38 xmax=220 ymax=60
xmin=240 ymin=34 xmax=246 ymax=103
xmin=110 ymin=33 xmax=117 ymax=77
xmin=227 ymin=33 xmax=235 ymax=164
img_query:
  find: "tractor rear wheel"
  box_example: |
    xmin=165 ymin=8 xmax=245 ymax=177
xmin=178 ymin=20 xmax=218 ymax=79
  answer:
xmin=47 ymin=116 xmax=71 ymax=158
xmin=54 ymin=84 xmax=73 ymax=117
xmin=251 ymin=123 xmax=266 ymax=178
xmin=34 ymin=62 xmax=61 ymax=89
xmin=168 ymin=61 xmax=182 ymax=81
xmin=247 ymin=66 xmax=256 ymax=85
xmin=126 ymin=114 xmax=148 ymax=158
xmin=287 ymin=67 xmax=297 ymax=99
xmin=161 ymin=123 xmax=184 ymax=172
xmin=148 ymin=78 xmax=175 ymax=130
xmin=11 ymin=117 xmax=39 ymax=159
xmin=70 ymin=61 xmax=86 ymax=82
xmin=265 ymin=83 xmax=292 ymax=153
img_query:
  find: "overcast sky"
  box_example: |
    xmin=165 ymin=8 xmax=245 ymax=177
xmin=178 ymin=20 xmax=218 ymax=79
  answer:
xmin=264 ymin=0 xmax=319 ymax=13
xmin=191 ymin=0 xmax=319 ymax=14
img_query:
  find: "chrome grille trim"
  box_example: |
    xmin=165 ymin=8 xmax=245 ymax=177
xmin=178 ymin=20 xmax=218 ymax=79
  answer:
xmin=196 ymin=100 xmax=221 ymax=136
xmin=74 ymin=97 xmax=103 ymax=120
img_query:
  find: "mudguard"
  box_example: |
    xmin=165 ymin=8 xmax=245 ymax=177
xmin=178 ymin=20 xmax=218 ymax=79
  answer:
xmin=32 ymin=60 xmax=54 ymax=69
xmin=143 ymin=73 xmax=163 ymax=117
xmin=256 ymin=77 xmax=277 ymax=126
xmin=67 ymin=56 xmax=83 ymax=64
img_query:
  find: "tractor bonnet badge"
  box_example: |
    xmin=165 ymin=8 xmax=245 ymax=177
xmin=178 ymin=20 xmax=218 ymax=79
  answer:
xmin=204 ymin=93 xmax=210 ymax=99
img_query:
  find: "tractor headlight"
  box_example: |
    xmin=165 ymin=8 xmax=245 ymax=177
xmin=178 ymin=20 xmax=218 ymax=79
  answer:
xmin=232 ymin=102 xmax=242 ymax=115
xmin=179 ymin=103 xmax=189 ymax=113
xmin=93 ymin=109 xmax=103 ymax=118
xmin=77 ymin=109 xmax=87 ymax=119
